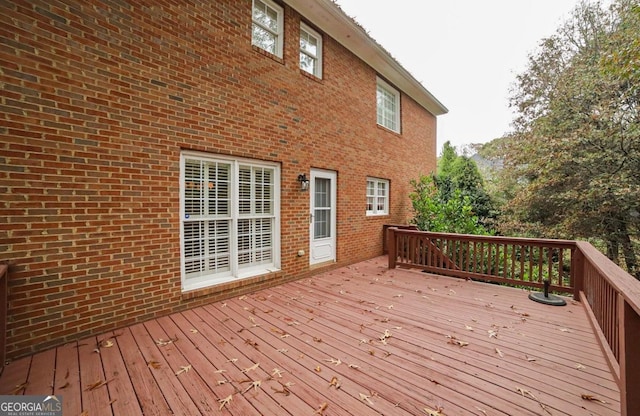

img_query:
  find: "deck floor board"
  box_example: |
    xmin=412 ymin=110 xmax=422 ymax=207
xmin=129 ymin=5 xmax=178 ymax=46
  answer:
xmin=0 ymin=256 xmax=621 ymax=415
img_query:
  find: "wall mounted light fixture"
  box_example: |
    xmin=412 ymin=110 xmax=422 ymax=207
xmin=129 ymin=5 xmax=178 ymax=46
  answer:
xmin=297 ymin=173 xmax=309 ymax=191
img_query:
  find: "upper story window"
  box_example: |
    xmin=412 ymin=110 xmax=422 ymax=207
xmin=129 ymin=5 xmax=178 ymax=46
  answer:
xmin=300 ymin=23 xmax=322 ymax=78
xmin=252 ymin=0 xmax=284 ymax=58
xmin=366 ymin=178 xmax=389 ymax=216
xmin=376 ymin=77 xmax=401 ymax=133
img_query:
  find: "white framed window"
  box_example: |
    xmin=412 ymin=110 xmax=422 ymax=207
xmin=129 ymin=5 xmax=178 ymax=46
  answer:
xmin=180 ymin=151 xmax=280 ymax=292
xmin=376 ymin=77 xmax=400 ymax=132
xmin=300 ymin=23 xmax=322 ymax=78
xmin=252 ymin=0 xmax=284 ymax=58
xmin=366 ymin=178 xmax=389 ymax=216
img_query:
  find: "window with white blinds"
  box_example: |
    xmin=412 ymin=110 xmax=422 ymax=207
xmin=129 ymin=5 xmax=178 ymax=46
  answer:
xmin=180 ymin=152 xmax=280 ymax=291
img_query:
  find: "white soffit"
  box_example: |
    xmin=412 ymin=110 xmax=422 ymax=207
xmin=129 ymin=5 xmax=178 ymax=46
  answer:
xmin=285 ymin=0 xmax=448 ymax=116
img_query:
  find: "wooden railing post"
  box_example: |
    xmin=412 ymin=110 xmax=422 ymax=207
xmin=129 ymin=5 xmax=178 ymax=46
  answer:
xmin=619 ymin=294 xmax=640 ymax=416
xmin=387 ymin=227 xmax=397 ymax=269
xmin=572 ymin=245 xmax=584 ymax=301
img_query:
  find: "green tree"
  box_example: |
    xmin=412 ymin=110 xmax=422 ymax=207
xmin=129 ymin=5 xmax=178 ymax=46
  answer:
xmin=502 ymin=0 xmax=640 ymax=279
xmin=409 ymin=174 xmax=489 ymax=235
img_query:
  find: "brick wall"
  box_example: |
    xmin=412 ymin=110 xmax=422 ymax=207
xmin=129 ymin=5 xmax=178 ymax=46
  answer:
xmin=0 ymin=0 xmax=437 ymax=358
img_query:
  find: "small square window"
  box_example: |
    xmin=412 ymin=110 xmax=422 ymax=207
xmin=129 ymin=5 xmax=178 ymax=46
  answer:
xmin=300 ymin=23 xmax=322 ymax=78
xmin=252 ymin=0 xmax=284 ymax=58
xmin=366 ymin=178 xmax=389 ymax=216
xmin=376 ymin=78 xmax=400 ymax=133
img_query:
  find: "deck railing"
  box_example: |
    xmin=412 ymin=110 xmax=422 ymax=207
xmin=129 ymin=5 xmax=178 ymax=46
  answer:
xmin=387 ymin=228 xmax=640 ymax=416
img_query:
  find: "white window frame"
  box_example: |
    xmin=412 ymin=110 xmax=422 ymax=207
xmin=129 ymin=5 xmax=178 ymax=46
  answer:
xmin=251 ymin=0 xmax=284 ymax=58
xmin=300 ymin=22 xmax=322 ymax=78
xmin=180 ymin=151 xmax=281 ymax=292
xmin=366 ymin=177 xmax=389 ymax=216
xmin=376 ymin=77 xmax=401 ymax=133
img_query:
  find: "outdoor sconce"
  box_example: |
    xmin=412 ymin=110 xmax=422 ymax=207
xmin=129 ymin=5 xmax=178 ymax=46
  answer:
xmin=297 ymin=173 xmax=309 ymax=191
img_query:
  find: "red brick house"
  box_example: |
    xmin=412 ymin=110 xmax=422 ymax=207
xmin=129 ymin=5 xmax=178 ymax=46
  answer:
xmin=0 ymin=0 xmax=447 ymax=359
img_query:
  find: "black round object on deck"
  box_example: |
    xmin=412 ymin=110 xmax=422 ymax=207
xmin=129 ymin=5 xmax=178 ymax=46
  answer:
xmin=529 ymin=279 xmax=567 ymax=306
xmin=528 ymin=291 xmax=567 ymax=306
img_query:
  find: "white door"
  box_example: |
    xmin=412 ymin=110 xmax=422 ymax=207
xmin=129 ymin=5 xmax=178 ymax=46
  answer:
xmin=310 ymin=169 xmax=336 ymax=265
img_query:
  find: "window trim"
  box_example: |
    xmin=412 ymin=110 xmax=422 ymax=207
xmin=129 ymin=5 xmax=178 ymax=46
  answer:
xmin=366 ymin=177 xmax=390 ymax=216
xmin=251 ymin=0 xmax=284 ymax=58
xmin=179 ymin=151 xmax=281 ymax=292
xmin=376 ymin=77 xmax=401 ymax=133
xmin=300 ymin=22 xmax=323 ymax=78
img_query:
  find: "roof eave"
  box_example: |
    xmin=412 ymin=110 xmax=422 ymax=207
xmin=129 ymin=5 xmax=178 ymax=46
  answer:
xmin=285 ymin=0 xmax=448 ymax=116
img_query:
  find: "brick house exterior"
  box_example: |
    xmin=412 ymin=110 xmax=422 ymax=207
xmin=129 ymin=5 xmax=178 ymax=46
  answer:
xmin=0 ymin=0 xmax=447 ymax=359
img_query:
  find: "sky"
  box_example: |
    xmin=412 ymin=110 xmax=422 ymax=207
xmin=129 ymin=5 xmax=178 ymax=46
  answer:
xmin=334 ymin=0 xmax=581 ymax=153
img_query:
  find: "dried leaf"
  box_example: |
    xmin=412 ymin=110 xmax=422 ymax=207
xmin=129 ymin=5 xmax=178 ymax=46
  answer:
xmin=99 ymin=339 xmax=114 ymax=348
xmin=575 ymin=363 xmax=586 ymax=370
xmin=85 ymin=379 xmax=110 ymax=391
xmin=446 ymin=335 xmax=469 ymax=347
xmin=324 ymin=358 xmax=342 ymax=366
xmin=218 ymin=394 xmax=232 ymax=410
xmin=516 ymin=387 xmax=551 ymax=415
xmin=271 ymin=368 xmax=285 ymax=378
xmin=488 ymin=330 xmax=498 ymax=339
xmin=475 ymin=406 xmax=487 ymax=415
xmin=147 ymin=360 xmax=161 ymax=369
xmin=175 ymin=365 xmax=191 ymax=376
xmin=59 ymin=381 xmax=70 ymax=389
xmin=242 ymin=380 xmax=261 ymax=394
xmin=11 ymin=382 xmax=28 ymax=395
xmin=315 ymin=402 xmax=328 ymax=415
xmin=277 ymin=348 xmax=288 ymax=353
xmin=348 ymin=363 xmax=360 ymax=369
xmin=495 ymin=348 xmax=504 ymax=358
xmin=559 ymin=328 xmax=571 ymax=333
xmin=329 ymin=376 xmax=341 ymax=389
xmin=189 ymin=328 xmax=198 ymax=334
xmin=315 ymin=366 xmax=322 ymax=372
xmin=465 ymin=325 xmax=474 ymax=331
xmin=313 ymin=337 xmax=323 ymax=343
xmin=242 ymin=363 xmax=260 ymax=373
xmin=423 ymin=406 xmax=445 ymax=416
xmin=359 ymin=392 xmax=373 ymax=405
xmin=526 ymin=355 xmax=536 ymax=362
xmin=581 ymin=394 xmax=607 ymax=404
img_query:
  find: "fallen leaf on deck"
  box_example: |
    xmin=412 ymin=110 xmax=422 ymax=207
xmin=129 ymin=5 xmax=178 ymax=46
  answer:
xmin=242 ymin=380 xmax=261 ymax=394
xmin=488 ymin=330 xmax=498 ymax=339
xmin=313 ymin=337 xmax=323 ymax=343
xmin=85 ymin=379 xmax=111 ymax=391
xmin=277 ymin=348 xmax=288 ymax=353
xmin=155 ymin=336 xmax=178 ymax=346
xmin=324 ymin=358 xmax=342 ymax=366
xmin=465 ymin=325 xmax=474 ymax=331
xmin=59 ymin=381 xmax=70 ymax=389
xmin=218 ymin=394 xmax=232 ymax=410
xmin=242 ymin=363 xmax=260 ymax=373
xmin=226 ymin=358 xmax=238 ymax=363
xmin=359 ymin=393 xmax=373 ymax=405
xmin=271 ymin=383 xmax=291 ymax=396
xmin=449 ymin=289 xmax=456 ymax=295
xmin=221 ymin=302 xmax=227 ymax=307
xmin=175 ymin=365 xmax=191 ymax=376
xmin=271 ymin=368 xmax=285 ymax=378
xmin=495 ymin=348 xmax=504 ymax=358
xmin=11 ymin=382 xmax=28 ymax=394
xmin=147 ymin=360 xmax=161 ymax=369
xmin=516 ymin=387 xmax=551 ymax=415
xmin=575 ymin=363 xmax=586 ymax=370
xmin=475 ymin=406 xmax=487 ymax=415
xmin=315 ymin=402 xmax=328 ymax=415
xmin=446 ymin=335 xmax=469 ymax=347
xmin=348 ymin=363 xmax=360 ymax=369
xmin=526 ymin=355 xmax=536 ymax=362
xmin=189 ymin=328 xmax=198 ymax=334
xmin=244 ymin=339 xmax=259 ymax=348
xmin=99 ymin=339 xmax=114 ymax=348
xmin=387 ymin=305 xmax=394 ymax=310
xmin=239 ymin=295 xmax=247 ymax=300
xmin=315 ymin=366 xmax=322 ymax=372
xmin=329 ymin=376 xmax=341 ymax=389
xmin=581 ymin=394 xmax=607 ymax=403
xmin=559 ymin=328 xmax=571 ymax=332
xmin=214 ymin=369 xmax=226 ymax=374
xmin=423 ymin=406 xmax=445 ymax=415
xmin=217 ymin=380 xmax=227 ymax=385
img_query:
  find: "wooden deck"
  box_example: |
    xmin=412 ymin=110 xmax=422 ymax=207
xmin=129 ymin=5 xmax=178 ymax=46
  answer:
xmin=0 ymin=256 xmax=620 ymax=415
